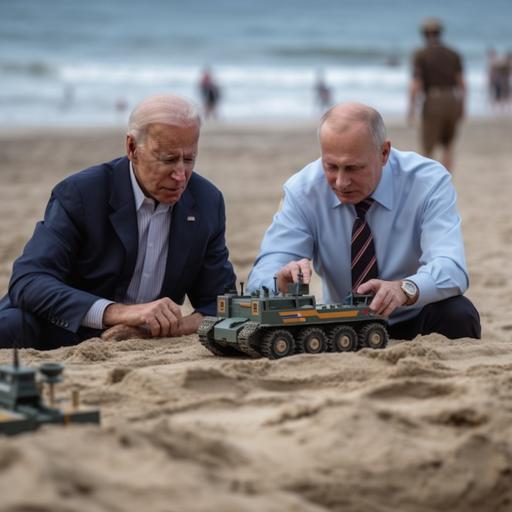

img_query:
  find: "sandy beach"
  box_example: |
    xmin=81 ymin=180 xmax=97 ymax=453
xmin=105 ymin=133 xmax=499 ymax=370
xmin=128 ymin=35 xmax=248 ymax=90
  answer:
xmin=1 ymin=118 xmax=512 ymax=511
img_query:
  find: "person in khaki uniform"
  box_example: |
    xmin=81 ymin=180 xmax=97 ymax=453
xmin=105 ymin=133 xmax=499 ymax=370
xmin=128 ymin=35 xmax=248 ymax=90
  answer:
xmin=407 ymin=18 xmax=465 ymax=172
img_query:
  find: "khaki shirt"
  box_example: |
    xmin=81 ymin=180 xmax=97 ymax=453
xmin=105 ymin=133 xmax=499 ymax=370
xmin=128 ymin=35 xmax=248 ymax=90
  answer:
xmin=413 ymin=44 xmax=463 ymax=92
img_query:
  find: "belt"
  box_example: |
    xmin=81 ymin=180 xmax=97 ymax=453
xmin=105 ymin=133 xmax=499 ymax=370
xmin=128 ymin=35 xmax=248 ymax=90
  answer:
xmin=426 ymin=87 xmax=460 ymax=97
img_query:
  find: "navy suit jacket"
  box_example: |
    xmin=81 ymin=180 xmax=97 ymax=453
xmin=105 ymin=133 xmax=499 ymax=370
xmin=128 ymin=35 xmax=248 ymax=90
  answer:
xmin=4 ymin=156 xmax=235 ymax=346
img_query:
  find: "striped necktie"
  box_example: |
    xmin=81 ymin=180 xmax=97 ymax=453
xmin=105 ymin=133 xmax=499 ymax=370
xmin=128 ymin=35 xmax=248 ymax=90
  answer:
xmin=351 ymin=198 xmax=379 ymax=290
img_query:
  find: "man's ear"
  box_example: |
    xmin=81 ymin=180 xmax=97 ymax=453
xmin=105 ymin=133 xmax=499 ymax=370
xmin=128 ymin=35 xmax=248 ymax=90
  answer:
xmin=381 ymin=140 xmax=391 ymax=166
xmin=125 ymin=134 xmax=137 ymax=161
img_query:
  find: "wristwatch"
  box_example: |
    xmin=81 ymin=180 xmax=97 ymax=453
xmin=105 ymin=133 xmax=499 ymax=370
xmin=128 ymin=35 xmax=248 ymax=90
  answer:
xmin=400 ymin=280 xmax=419 ymax=306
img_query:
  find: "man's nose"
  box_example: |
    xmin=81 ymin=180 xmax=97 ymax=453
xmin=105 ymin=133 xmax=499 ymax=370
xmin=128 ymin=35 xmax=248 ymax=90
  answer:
xmin=335 ymin=170 xmax=350 ymax=188
xmin=171 ymin=160 xmax=187 ymax=181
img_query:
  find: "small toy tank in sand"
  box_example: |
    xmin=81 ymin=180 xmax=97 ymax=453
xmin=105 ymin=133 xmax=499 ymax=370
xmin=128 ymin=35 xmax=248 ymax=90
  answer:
xmin=198 ymin=274 xmax=388 ymax=359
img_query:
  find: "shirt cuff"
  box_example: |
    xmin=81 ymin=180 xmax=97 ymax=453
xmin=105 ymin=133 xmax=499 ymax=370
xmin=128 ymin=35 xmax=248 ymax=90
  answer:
xmin=406 ymin=272 xmax=437 ymax=308
xmin=81 ymin=299 xmax=115 ymax=329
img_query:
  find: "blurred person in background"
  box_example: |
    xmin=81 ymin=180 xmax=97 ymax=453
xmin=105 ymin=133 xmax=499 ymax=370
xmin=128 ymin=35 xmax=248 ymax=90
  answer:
xmin=487 ymin=48 xmax=500 ymax=107
xmin=407 ymin=18 xmax=465 ymax=172
xmin=314 ymin=70 xmax=333 ymax=113
xmin=487 ymin=48 xmax=511 ymax=110
xmin=0 ymin=94 xmax=235 ymax=349
xmin=199 ymin=67 xmax=221 ymax=119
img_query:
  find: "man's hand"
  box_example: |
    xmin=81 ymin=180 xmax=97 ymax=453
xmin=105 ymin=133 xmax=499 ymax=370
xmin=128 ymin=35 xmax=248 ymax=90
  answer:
xmin=276 ymin=258 xmax=312 ymax=293
xmin=103 ymin=298 xmax=183 ymax=337
xmin=101 ymin=311 xmax=203 ymax=342
xmin=356 ymin=279 xmax=407 ymax=317
xmin=101 ymin=325 xmax=150 ymax=342
xmin=175 ymin=311 xmax=203 ymax=336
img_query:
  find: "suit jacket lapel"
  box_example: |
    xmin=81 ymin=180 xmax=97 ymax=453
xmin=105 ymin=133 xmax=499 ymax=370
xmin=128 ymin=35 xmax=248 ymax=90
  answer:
xmin=160 ymin=186 xmax=198 ymax=297
xmin=108 ymin=157 xmax=138 ymax=299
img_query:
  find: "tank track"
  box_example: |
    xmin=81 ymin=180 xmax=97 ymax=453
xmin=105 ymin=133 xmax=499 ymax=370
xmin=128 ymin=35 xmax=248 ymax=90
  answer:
xmin=198 ymin=316 xmax=241 ymax=357
xmin=237 ymin=321 xmax=263 ymax=358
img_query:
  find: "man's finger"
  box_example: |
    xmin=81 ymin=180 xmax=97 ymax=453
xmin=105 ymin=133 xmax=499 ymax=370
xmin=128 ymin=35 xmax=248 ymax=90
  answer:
xmin=289 ymin=259 xmax=311 ymax=283
xmin=369 ymin=285 xmax=388 ymax=312
xmin=161 ymin=298 xmax=182 ymax=320
xmin=154 ymin=311 xmax=173 ymax=337
xmin=290 ymin=262 xmax=302 ymax=283
xmin=357 ymin=279 xmax=379 ymax=295
xmin=298 ymin=259 xmax=312 ymax=283
xmin=169 ymin=318 xmax=183 ymax=337
xmin=146 ymin=316 xmax=163 ymax=337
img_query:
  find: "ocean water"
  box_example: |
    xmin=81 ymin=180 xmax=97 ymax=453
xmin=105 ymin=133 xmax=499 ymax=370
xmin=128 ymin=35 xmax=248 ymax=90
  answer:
xmin=1 ymin=0 xmax=511 ymax=125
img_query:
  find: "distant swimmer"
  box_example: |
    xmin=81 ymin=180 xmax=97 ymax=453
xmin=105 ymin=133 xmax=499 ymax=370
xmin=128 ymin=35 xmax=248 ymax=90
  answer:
xmin=199 ymin=67 xmax=221 ymax=119
xmin=314 ymin=70 xmax=333 ymax=113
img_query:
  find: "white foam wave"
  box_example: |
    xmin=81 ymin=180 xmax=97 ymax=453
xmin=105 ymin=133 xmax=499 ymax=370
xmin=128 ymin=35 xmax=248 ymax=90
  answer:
xmin=0 ymin=61 xmax=492 ymax=125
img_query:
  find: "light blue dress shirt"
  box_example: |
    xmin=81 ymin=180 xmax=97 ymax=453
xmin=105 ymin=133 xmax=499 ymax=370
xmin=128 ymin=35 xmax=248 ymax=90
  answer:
xmin=247 ymin=148 xmax=469 ymax=325
xmin=81 ymin=163 xmax=172 ymax=329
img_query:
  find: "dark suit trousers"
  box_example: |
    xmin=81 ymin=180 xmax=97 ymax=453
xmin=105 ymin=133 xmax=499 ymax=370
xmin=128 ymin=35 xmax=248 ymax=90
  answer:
xmin=388 ymin=295 xmax=481 ymax=340
xmin=0 ymin=300 xmax=101 ymax=350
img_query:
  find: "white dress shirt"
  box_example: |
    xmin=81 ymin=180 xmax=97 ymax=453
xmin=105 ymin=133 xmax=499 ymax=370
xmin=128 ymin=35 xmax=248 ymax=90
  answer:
xmin=81 ymin=163 xmax=172 ymax=329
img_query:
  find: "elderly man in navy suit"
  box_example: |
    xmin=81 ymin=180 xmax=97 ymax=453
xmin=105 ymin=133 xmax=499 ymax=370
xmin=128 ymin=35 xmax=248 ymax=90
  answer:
xmin=0 ymin=94 xmax=236 ymax=349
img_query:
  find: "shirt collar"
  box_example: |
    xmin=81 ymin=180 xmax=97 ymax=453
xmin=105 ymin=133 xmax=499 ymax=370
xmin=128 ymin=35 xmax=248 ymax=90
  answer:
xmin=328 ymin=150 xmax=394 ymax=211
xmin=369 ymin=155 xmax=393 ymax=211
xmin=129 ymin=162 xmax=172 ymax=213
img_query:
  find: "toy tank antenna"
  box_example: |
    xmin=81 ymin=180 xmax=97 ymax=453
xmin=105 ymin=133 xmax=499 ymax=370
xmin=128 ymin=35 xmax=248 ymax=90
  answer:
xmin=293 ymin=269 xmax=304 ymax=296
xmin=13 ymin=346 xmax=19 ymax=369
xmin=13 ymin=301 xmax=27 ymax=368
xmin=273 ymin=275 xmax=278 ymax=295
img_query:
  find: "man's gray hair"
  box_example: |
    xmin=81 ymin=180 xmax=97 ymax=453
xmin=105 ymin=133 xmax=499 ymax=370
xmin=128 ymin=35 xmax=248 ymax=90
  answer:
xmin=128 ymin=94 xmax=201 ymax=143
xmin=319 ymin=102 xmax=387 ymax=149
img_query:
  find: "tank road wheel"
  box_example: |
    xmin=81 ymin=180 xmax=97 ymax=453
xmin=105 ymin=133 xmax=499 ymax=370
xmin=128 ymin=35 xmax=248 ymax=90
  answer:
xmin=198 ymin=317 xmax=242 ymax=357
xmin=328 ymin=325 xmax=358 ymax=352
xmin=261 ymin=330 xmax=295 ymax=359
xmin=296 ymin=327 xmax=327 ymax=354
xmin=359 ymin=323 xmax=389 ymax=350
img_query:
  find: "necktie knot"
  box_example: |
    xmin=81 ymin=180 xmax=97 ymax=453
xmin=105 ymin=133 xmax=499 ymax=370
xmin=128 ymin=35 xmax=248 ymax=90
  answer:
xmin=355 ymin=198 xmax=374 ymax=219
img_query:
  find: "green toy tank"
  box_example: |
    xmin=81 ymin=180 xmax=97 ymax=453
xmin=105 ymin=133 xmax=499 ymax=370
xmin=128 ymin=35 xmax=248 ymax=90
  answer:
xmin=0 ymin=351 xmax=100 ymax=436
xmin=198 ymin=275 xmax=389 ymax=359
xmin=0 ymin=305 xmax=100 ymax=436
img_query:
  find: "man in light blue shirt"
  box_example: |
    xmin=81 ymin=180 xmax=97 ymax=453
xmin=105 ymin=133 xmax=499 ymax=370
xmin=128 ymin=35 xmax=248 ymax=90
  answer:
xmin=248 ymin=102 xmax=480 ymax=340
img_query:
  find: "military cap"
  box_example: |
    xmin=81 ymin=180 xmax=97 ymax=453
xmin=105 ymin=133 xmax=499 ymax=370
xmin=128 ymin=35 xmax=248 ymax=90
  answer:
xmin=421 ymin=18 xmax=443 ymax=33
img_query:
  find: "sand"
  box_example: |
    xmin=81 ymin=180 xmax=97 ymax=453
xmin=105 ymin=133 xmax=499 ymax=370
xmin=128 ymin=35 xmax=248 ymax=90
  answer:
xmin=1 ymin=118 xmax=512 ymax=511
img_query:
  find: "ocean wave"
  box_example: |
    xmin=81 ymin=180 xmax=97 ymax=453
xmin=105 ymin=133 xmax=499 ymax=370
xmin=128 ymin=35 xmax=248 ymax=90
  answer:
xmin=0 ymin=61 xmax=56 ymax=77
xmin=0 ymin=61 xmax=490 ymax=126
xmin=56 ymin=63 xmax=490 ymax=92
xmin=269 ymin=46 xmax=405 ymax=62
xmin=58 ymin=63 xmax=412 ymax=87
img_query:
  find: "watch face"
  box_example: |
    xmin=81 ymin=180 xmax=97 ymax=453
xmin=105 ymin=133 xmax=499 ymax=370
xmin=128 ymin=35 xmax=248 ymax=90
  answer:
xmin=403 ymin=282 xmax=416 ymax=295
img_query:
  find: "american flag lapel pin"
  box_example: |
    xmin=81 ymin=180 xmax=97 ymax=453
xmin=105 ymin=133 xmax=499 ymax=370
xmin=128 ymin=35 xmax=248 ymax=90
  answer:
xmin=187 ymin=216 xmax=196 ymax=222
